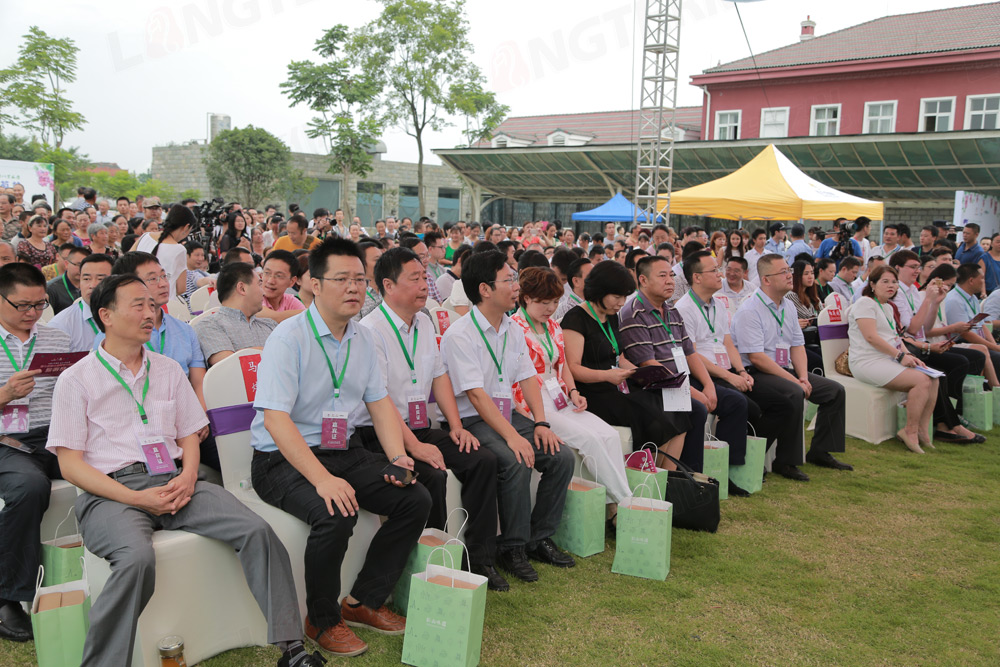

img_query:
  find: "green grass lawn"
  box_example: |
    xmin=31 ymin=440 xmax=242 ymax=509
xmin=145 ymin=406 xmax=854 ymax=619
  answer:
xmin=6 ymin=433 xmax=999 ymax=666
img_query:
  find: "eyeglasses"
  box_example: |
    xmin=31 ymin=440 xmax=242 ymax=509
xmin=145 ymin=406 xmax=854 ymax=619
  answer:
xmin=488 ymin=277 xmax=518 ymax=286
xmin=695 ymin=267 xmax=723 ymax=275
xmin=765 ymin=269 xmax=793 ymax=277
xmin=261 ymin=270 xmax=290 ymax=281
xmin=142 ymin=274 xmax=169 ymax=286
xmin=316 ymin=276 xmax=368 ymax=288
xmin=2 ymin=295 xmax=49 ymax=313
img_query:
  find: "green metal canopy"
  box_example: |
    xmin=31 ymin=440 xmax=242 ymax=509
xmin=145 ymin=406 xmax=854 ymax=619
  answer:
xmin=434 ymin=130 xmax=1000 ymax=205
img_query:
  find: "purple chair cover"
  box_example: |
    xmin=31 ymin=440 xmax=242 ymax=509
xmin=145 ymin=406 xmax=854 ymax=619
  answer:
xmin=207 ymin=403 xmax=256 ymax=436
xmin=818 ymin=323 xmax=849 ymax=341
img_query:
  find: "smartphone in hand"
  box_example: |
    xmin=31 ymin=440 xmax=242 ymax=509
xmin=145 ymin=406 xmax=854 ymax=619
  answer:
xmin=380 ymin=463 xmax=418 ymax=485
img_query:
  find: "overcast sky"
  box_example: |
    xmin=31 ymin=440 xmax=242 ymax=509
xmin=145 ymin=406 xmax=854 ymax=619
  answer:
xmin=0 ymin=0 xmax=983 ymax=174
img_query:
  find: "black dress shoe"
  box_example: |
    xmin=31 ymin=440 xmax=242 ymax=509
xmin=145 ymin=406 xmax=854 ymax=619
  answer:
xmin=278 ymin=647 xmax=327 ymax=667
xmin=527 ymin=538 xmax=576 ymax=568
xmin=471 ymin=563 xmax=510 ymax=592
xmin=773 ymin=464 xmax=810 ymax=482
xmin=496 ymin=547 xmax=538 ymax=582
xmin=807 ymin=452 xmax=854 ymax=471
xmin=728 ymin=480 xmax=751 ymax=497
xmin=0 ymin=601 xmax=32 ymax=642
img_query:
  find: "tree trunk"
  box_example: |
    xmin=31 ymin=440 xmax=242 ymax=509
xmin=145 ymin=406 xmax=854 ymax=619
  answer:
xmin=416 ymin=129 xmax=425 ymax=218
xmin=342 ymin=165 xmax=353 ymax=223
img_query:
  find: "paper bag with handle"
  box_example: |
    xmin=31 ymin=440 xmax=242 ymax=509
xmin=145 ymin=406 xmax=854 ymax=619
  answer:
xmin=624 ymin=443 xmax=668 ymax=500
xmin=392 ymin=507 xmax=468 ymax=615
xmin=552 ymin=454 xmax=607 ymax=558
xmin=729 ymin=424 xmax=765 ymax=495
xmin=702 ymin=433 xmax=730 ymax=501
xmin=611 ymin=480 xmax=673 ymax=581
xmin=40 ymin=507 xmax=84 ymax=586
xmin=30 ymin=561 xmax=91 ymax=667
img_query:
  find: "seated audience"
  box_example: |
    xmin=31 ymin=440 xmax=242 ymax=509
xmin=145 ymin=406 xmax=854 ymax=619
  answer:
xmin=46 ymin=245 xmax=88 ymax=314
xmin=259 ymin=250 xmax=306 ymax=324
xmin=785 ymin=259 xmax=823 ymax=373
xmin=355 ymin=240 xmax=383 ymax=320
xmin=829 ymin=255 xmax=862 ymax=303
xmin=48 ymin=253 xmax=114 ymax=352
xmin=192 ymin=262 xmax=276 ymax=366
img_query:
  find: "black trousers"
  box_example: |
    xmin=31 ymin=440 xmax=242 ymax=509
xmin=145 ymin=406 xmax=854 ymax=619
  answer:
xmin=685 ymin=378 xmax=757 ymax=470
xmin=0 ymin=428 xmax=59 ymax=601
xmin=251 ymin=447 xmax=431 ymax=631
xmin=745 ymin=370 xmax=846 ymax=467
xmin=906 ymin=342 xmax=982 ymax=414
xmin=351 ymin=425 xmax=498 ymax=567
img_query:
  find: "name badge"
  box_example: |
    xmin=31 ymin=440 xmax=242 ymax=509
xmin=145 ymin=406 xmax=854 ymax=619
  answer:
xmin=714 ymin=343 xmax=731 ymax=370
xmin=614 ymin=365 xmax=630 ymax=395
xmin=139 ymin=436 xmax=177 ymax=476
xmin=321 ymin=410 xmax=349 ymax=450
xmin=775 ymin=344 xmax=790 ymax=368
xmin=672 ymin=346 xmax=689 ymax=373
xmin=661 ymin=376 xmax=691 ymax=412
xmin=407 ymin=395 xmax=429 ymax=429
xmin=544 ymin=377 xmax=568 ymax=411
xmin=492 ymin=391 xmax=512 ymax=422
xmin=0 ymin=399 xmax=29 ymax=433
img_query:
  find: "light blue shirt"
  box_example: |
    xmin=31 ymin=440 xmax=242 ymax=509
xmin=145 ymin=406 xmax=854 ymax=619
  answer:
xmin=764 ymin=238 xmax=786 ymax=255
xmin=93 ymin=312 xmax=205 ymax=375
xmin=784 ymin=239 xmax=814 ymax=264
xmin=48 ymin=298 xmax=99 ymax=353
xmin=731 ymin=288 xmax=805 ymax=368
xmin=981 ymin=289 xmax=1000 ymax=320
xmin=943 ymin=285 xmax=983 ymax=336
xmin=250 ymin=302 xmax=387 ymax=451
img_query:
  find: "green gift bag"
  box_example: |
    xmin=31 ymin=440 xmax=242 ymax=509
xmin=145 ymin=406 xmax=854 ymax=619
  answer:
xmin=703 ymin=438 xmax=730 ymax=501
xmin=552 ymin=464 xmax=606 ymax=558
xmin=896 ymin=402 xmax=932 ymax=443
xmin=962 ymin=375 xmax=988 ymax=395
xmin=804 ymin=399 xmax=819 ymax=424
xmin=402 ymin=550 xmax=488 ymax=667
xmin=992 ymin=388 xmax=1000 ymax=424
xmin=625 ymin=447 xmax=668 ymax=500
xmin=393 ymin=508 xmax=467 ymax=615
xmin=729 ymin=427 xmax=765 ymax=494
xmin=963 ymin=391 xmax=993 ymax=430
xmin=30 ymin=564 xmax=91 ymax=667
xmin=40 ymin=508 xmax=84 ymax=587
xmin=611 ymin=482 xmax=673 ymax=580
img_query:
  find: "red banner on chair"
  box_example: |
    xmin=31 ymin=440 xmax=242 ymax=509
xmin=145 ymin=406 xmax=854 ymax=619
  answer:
xmin=436 ymin=310 xmax=451 ymax=334
xmin=828 ymin=308 xmax=842 ymax=323
xmin=240 ymin=354 xmax=261 ymax=402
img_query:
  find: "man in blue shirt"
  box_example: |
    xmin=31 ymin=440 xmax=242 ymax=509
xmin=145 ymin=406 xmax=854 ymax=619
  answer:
xmin=816 ymin=219 xmax=864 ymax=267
xmin=783 ymin=223 xmax=814 ymax=264
xmin=763 ymin=222 xmax=786 ymax=255
xmin=731 ymin=254 xmax=851 ymax=481
xmin=944 ymin=263 xmax=1000 ymax=374
xmin=954 ymin=223 xmax=987 ymax=293
xmin=250 ymin=238 xmax=431 ymax=658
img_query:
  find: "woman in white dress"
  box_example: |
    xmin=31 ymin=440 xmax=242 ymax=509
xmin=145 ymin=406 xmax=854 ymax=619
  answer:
xmin=511 ymin=267 xmax=631 ymax=510
xmin=135 ymin=204 xmax=194 ymax=301
xmin=848 ymin=265 xmax=937 ymax=453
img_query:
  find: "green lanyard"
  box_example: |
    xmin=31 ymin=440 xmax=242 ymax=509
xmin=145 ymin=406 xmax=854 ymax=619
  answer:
xmin=635 ymin=293 xmax=673 ymax=338
xmin=957 ymin=289 xmax=978 ymax=317
xmin=585 ymin=302 xmax=619 ymax=355
xmin=306 ymin=310 xmax=351 ymax=398
xmin=470 ymin=309 xmax=507 ymax=382
xmin=568 ymin=292 xmax=583 ymax=305
xmin=0 ymin=334 xmax=36 ymax=371
xmin=145 ymin=326 xmax=165 ymax=353
xmin=521 ymin=307 xmax=555 ymax=362
xmin=61 ymin=273 xmax=74 ymax=300
xmin=877 ymin=301 xmax=897 ymax=334
xmin=379 ymin=304 xmax=418 ymax=384
xmin=79 ymin=301 xmax=99 ymax=335
xmin=901 ymin=286 xmax=915 ymax=313
xmin=95 ymin=347 xmax=150 ymax=424
xmin=756 ymin=293 xmax=785 ymax=334
xmin=692 ymin=295 xmax=717 ymax=336
xmin=837 ymin=275 xmax=854 ymax=297
xmin=366 ymin=287 xmax=377 ymax=302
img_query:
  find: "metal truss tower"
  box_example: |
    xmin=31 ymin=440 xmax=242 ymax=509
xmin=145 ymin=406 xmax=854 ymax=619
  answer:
xmin=633 ymin=0 xmax=682 ymax=228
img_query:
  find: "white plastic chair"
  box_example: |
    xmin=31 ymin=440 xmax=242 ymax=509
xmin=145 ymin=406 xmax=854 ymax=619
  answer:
xmin=165 ymin=297 xmax=192 ymax=322
xmin=188 ymin=285 xmax=214 ymax=314
xmin=39 ymin=304 xmax=54 ymax=324
xmin=823 ymin=292 xmax=850 ymax=323
xmin=425 ymin=297 xmax=440 ymax=310
xmin=204 ymin=350 xmax=380 ymax=623
xmin=817 ymin=307 xmax=901 ymax=444
xmin=189 ymin=306 xmax=221 ymax=327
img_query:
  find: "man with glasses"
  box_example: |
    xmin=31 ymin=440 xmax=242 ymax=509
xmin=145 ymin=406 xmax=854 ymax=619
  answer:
xmin=423 ymin=231 xmax=447 ymax=283
xmin=48 ymin=253 xmax=114 ymax=352
xmin=251 ymin=238 xmax=430 ymax=657
xmin=0 ymin=264 xmax=71 ymax=643
xmin=46 ymin=245 xmax=89 ymax=314
xmin=731 ymin=254 xmax=850 ymax=481
xmin=259 ymin=251 xmax=305 ymax=323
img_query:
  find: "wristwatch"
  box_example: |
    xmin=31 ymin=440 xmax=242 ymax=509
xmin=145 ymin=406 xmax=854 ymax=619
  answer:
xmin=895 ymin=350 xmax=906 ymax=363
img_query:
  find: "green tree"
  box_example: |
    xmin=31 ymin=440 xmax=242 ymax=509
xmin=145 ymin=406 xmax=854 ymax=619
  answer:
xmin=60 ymin=169 xmax=182 ymax=203
xmin=204 ymin=126 xmax=313 ymax=209
xmin=1 ymin=27 xmax=86 ymax=148
xmin=348 ymin=0 xmax=504 ymax=217
xmin=0 ymin=134 xmax=42 ymax=162
xmin=282 ymin=25 xmax=383 ymax=222
xmin=450 ymin=75 xmax=508 ymax=147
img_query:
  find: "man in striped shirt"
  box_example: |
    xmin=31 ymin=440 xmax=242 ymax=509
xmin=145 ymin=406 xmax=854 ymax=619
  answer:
xmin=0 ymin=264 xmax=71 ymax=643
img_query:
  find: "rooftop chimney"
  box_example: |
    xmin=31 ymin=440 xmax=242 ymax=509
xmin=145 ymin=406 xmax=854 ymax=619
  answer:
xmin=800 ymin=16 xmax=816 ymax=42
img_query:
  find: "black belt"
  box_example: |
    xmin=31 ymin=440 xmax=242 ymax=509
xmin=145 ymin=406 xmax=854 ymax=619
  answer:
xmin=107 ymin=461 xmax=181 ymax=480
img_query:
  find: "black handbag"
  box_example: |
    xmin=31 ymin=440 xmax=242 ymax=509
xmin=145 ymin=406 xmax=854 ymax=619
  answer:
xmin=658 ymin=451 xmax=721 ymax=533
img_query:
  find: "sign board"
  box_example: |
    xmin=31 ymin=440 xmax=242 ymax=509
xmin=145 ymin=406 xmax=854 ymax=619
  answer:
xmin=954 ymin=191 xmax=1000 ymax=237
xmin=0 ymin=159 xmax=56 ymax=207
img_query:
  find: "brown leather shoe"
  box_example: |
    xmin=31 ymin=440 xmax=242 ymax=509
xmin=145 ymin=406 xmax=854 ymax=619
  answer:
xmin=340 ymin=600 xmax=406 ymax=635
xmin=305 ymin=615 xmax=368 ymax=657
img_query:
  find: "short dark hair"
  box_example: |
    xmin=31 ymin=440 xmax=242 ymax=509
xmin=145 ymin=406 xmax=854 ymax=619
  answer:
xmin=79 ymin=253 xmax=114 ymax=273
xmin=452 ymin=245 xmax=472 ymax=268
xmin=588 ymin=245 xmax=605 ymax=260
xmin=750 ymin=228 xmax=766 ymax=242
xmin=883 ymin=223 xmax=900 ymax=235
xmin=567 ymin=257 xmax=591 ymax=286
xmin=550 ymin=247 xmax=577 ymax=279
xmin=681 ymin=226 xmax=702 ymax=238
xmin=965 ymin=222 xmax=981 ymax=234
xmin=184 ymin=241 xmax=204 ymax=256
xmin=287 ymin=214 xmax=308 ymax=231
xmin=67 ymin=245 xmax=90 ymax=260
xmin=116 ymin=196 xmax=130 ymax=204
xmin=682 ymin=249 xmax=713 ymax=284
xmin=224 ymin=247 xmax=253 ymax=265
xmin=816 ymin=258 xmax=835 ymax=273
xmin=919 ymin=262 xmax=956 ymax=289
xmin=861 ymin=265 xmax=899 ymax=299
xmin=757 ymin=253 xmax=786 ymax=278
xmin=399 ymin=236 xmax=424 ymax=252
xmin=264 ymin=249 xmax=300 ymax=279
xmin=0 ymin=263 xmax=45 ymax=297
xmin=636 ymin=255 xmax=670 ymax=283
xmin=922 ymin=225 xmax=939 ymax=238
xmin=726 ymin=256 xmax=749 ymax=272
xmin=681 ymin=240 xmax=704 ymax=259
xmin=956 ymin=262 xmax=981 ymax=285
xmin=217 ymin=261 xmax=257 ymax=301
xmin=656 ymin=242 xmax=675 ymax=257
xmin=624 ymin=248 xmax=648 ymax=270
xmin=583 ymin=258 xmax=635 ymax=305
xmin=517 ymin=249 xmax=549 ymax=272
xmin=888 ymin=249 xmax=920 ymax=269
xmin=373 ymin=247 xmax=421 ymax=296
xmin=496 ymin=240 xmax=515 ymax=256
xmin=313 ymin=207 xmax=330 ymax=219
xmin=839 ymin=255 xmax=863 ymax=271
xmin=308 ymin=237 xmax=366 ymax=280
xmin=423 ymin=230 xmax=444 ymax=248
xmin=896 ymin=223 xmax=911 ymax=239
xmin=854 ymin=216 xmax=871 ymax=231
xmin=461 ymin=249 xmax=508 ymax=305
xmin=91 ymin=274 xmax=146 ymax=333
xmin=112 ymin=251 xmax=159 ymax=276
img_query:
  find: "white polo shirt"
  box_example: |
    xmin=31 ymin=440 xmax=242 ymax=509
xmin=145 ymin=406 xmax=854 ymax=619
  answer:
xmin=674 ymin=291 xmax=731 ymax=365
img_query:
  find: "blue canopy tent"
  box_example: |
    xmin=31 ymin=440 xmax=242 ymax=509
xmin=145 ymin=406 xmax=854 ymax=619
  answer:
xmin=571 ymin=193 xmax=663 ymax=224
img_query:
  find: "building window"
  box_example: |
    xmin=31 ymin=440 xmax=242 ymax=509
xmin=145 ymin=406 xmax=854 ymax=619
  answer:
xmin=966 ymin=94 xmax=1000 ymax=130
xmin=810 ymin=105 xmax=840 ymax=136
xmin=864 ymin=101 xmax=897 ymax=134
xmin=715 ymin=110 xmax=740 ymax=140
xmin=494 ymin=138 xmax=507 ymax=148
xmin=920 ymin=97 xmax=955 ymax=132
xmin=759 ymin=107 xmax=789 ymax=138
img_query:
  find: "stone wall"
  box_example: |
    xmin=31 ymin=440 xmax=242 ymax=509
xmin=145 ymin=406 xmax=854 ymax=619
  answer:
xmin=151 ymin=144 xmax=474 ymax=220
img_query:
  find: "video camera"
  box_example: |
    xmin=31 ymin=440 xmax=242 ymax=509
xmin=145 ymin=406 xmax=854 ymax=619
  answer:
xmin=830 ymin=220 xmax=858 ymax=262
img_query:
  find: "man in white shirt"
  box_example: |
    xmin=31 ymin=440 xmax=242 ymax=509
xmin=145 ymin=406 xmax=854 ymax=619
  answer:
xmin=853 ymin=216 xmax=873 ymax=265
xmin=718 ymin=256 xmax=756 ymax=319
xmin=871 ymin=223 xmax=902 ymax=260
xmin=47 ymin=253 xmax=113 ymax=352
xmin=440 ymin=249 xmax=574 ymax=582
xmin=830 ymin=256 xmax=862 ymax=303
xmin=744 ymin=228 xmax=767 ymax=284
xmin=554 ymin=257 xmax=591 ymax=322
xmin=356 ymin=247 xmax=504 ymax=590
xmin=435 ymin=245 xmax=469 ymax=300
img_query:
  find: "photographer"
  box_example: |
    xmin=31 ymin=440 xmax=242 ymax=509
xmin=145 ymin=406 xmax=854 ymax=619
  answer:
xmin=818 ymin=218 xmax=864 ymax=267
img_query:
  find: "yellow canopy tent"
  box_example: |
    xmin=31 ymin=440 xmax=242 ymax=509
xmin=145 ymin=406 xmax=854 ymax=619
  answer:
xmin=657 ymin=144 xmax=884 ymax=221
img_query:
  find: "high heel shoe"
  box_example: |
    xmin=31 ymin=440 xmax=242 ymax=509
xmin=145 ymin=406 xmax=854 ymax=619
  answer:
xmin=896 ymin=429 xmax=925 ymax=454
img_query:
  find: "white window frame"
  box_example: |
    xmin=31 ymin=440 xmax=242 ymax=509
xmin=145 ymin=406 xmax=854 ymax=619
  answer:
xmin=863 ymin=100 xmax=897 ymax=134
xmin=919 ymin=96 xmax=956 ymax=133
xmin=810 ymin=104 xmax=841 ymax=137
xmin=964 ymin=93 xmax=1000 ymax=130
xmin=759 ymin=106 xmax=790 ymax=138
xmin=714 ymin=110 xmax=741 ymax=140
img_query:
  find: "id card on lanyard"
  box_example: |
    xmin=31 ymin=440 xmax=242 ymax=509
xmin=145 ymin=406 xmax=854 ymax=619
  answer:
xmin=757 ymin=294 xmax=790 ymax=367
xmin=471 ymin=310 xmax=511 ymax=421
xmin=379 ymin=305 xmax=429 ymax=428
xmin=307 ymin=310 xmax=353 ymax=448
xmin=589 ymin=301 xmax=627 ymax=393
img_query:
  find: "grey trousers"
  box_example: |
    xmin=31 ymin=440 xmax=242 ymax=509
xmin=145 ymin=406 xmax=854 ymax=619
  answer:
xmin=462 ymin=412 xmax=574 ymax=552
xmin=75 ymin=470 xmax=302 ymax=667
